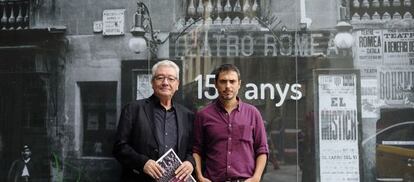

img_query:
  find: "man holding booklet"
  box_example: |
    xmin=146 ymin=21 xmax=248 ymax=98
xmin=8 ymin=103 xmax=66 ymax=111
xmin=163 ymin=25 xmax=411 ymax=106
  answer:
xmin=113 ymin=60 xmax=195 ymax=182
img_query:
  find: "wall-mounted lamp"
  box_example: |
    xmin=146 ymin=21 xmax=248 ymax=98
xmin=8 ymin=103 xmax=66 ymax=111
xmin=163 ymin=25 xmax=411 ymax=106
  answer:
xmin=128 ymin=1 xmax=200 ymax=57
xmin=334 ymin=21 xmax=354 ymax=50
xmin=128 ymin=2 xmax=156 ymax=55
xmin=334 ymin=0 xmax=354 ymax=56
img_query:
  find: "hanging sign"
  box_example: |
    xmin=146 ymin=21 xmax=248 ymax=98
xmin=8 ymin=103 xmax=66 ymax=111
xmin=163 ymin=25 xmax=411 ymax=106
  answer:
xmin=169 ymin=30 xmax=332 ymax=58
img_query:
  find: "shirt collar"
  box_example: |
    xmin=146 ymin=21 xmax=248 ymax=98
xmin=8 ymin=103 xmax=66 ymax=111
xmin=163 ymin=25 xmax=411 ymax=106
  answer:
xmin=24 ymin=158 xmax=30 ymax=163
xmin=150 ymin=94 xmax=176 ymax=111
xmin=214 ymin=97 xmax=241 ymax=112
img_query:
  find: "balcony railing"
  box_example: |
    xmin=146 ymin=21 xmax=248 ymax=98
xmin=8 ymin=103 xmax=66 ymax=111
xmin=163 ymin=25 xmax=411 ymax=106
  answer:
xmin=0 ymin=0 xmax=30 ymax=30
xmin=350 ymin=0 xmax=413 ymax=21
xmin=185 ymin=0 xmax=260 ymax=25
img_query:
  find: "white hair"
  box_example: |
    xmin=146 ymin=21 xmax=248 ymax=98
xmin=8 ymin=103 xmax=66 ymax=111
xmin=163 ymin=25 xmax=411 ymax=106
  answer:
xmin=151 ymin=60 xmax=180 ymax=79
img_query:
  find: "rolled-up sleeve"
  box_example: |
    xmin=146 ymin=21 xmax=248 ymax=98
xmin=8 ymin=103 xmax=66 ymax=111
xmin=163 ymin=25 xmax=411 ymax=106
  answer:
xmin=253 ymin=109 xmax=269 ymax=157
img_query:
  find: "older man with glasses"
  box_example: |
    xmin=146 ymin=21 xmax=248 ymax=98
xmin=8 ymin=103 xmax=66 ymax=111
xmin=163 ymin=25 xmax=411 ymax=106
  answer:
xmin=113 ymin=60 xmax=195 ymax=182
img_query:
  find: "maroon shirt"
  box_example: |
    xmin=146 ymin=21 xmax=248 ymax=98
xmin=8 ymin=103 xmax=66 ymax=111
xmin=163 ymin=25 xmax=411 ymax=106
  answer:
xmin=193 ymin=99 xmax=269 ymax=182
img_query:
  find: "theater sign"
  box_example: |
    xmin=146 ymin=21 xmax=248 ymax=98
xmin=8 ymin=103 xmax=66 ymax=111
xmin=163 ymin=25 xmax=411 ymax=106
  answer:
xmin=169 ymin=30 xmax=334 ymax=58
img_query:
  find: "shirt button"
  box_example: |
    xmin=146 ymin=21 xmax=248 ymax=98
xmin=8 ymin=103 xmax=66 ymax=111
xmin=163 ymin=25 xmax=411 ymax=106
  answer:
xmin=228 ymin=137 xmax=232 ymax=141
xmin=165 ymin=145 xmax=168 ymax=148
xmin=228 ymin=166 xmax=231 ymax=168
xmin=165 ymin=132 xmax=168 ymax=135
xmin=228 ymin=151 xmax=231 ymax=154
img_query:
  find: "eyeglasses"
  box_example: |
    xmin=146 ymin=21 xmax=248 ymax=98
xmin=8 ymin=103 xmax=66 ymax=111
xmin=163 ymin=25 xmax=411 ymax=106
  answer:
xmin=153 ymin=75 xmax=177 ymax=83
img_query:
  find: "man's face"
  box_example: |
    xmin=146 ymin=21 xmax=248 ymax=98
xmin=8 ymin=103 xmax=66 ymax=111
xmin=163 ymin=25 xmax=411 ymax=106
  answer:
xmin=215 ymin=70 xmax=241 ymax=101
xmin=151 ymin=66 xmax=179 ymax=99
xmin=22 ymin=148 xmax=31 ymax=159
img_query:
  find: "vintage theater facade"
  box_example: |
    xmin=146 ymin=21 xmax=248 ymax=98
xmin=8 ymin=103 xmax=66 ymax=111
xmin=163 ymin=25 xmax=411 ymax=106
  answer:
xmin=166 ymin=24 xmax=356 ymax=182
xmin=123 ymin=1 xmax=360 ymax=181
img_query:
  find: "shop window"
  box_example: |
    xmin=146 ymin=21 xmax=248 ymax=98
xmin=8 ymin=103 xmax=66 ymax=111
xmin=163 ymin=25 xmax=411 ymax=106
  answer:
xmin=79 ymin=82 xmax=117 ymax=157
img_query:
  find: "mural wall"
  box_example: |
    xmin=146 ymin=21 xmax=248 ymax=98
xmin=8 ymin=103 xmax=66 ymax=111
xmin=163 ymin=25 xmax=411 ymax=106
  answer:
xmin=0 ymin=0 xmax=413 ymax=181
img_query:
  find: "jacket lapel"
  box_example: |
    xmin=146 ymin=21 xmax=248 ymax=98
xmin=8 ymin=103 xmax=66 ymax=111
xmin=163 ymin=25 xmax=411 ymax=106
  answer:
xmin=144 ymin=97 xmax=160 ymax=148
xmin=176 ymin=105 xmax=184 ymax=155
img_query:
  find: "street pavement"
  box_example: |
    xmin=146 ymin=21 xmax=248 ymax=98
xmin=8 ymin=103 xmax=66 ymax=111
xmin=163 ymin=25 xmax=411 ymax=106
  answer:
xmin=262 ymin=164 xmax=302 ymax=182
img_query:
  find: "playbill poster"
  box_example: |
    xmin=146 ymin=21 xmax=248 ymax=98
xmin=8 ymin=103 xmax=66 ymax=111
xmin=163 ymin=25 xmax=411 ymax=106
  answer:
xmin=318 ymin=73 xmax=360 ymax=182
xmin=136 ymin=74 xmax=153 ymax=100
xmin=156 ymin=149 xmax=196 ymax=182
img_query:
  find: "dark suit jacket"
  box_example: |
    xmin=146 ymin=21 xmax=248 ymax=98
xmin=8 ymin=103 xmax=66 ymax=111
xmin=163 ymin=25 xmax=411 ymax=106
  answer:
xmin=7 ymin=158 xmax=41 ymax=182
xmin=113 ymin=95 xmax=195 ymax=182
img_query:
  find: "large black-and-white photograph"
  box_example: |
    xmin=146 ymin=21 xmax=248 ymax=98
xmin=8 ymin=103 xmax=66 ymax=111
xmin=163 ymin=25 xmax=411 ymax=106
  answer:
xmin=1 ymin=0 xmax=413 ymax=181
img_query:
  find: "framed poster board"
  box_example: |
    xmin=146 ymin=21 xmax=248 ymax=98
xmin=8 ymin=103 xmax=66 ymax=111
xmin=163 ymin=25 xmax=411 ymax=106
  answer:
xmin=313 ymin=69 xmax=363 ymax=182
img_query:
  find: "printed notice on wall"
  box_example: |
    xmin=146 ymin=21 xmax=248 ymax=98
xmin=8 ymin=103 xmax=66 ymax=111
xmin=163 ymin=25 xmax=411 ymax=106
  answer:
xmin=378 ymin=66 xmax=414 ymax=106
xmin=103 ymin=9 xmax=125 ymax=36
xmin=136 ymin=74 xmax=153 ymax=100
xmin=383 ymin=30 xmax=414 ymax=66
xmin=354 ymin=29 xmax=382 ymax=67
xmin=361 ymin=78 xmax=381 ymax=118
xmin=317 ymin=72 xmax=360 ymax=182
xmin=354 ymin=29 xmax=414 ymax=108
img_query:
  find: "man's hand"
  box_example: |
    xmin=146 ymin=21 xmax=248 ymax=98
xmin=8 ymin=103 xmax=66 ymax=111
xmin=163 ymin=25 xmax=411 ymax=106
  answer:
xmin=174 ymin=161 xmax=193 ymax=181
xmin=244 ymin=176 xmax=261 ymax=182
xmin=197 ymin=176 xmax=212 ymax=182
xmin=143 ymin=159 xmax=164 ymax=179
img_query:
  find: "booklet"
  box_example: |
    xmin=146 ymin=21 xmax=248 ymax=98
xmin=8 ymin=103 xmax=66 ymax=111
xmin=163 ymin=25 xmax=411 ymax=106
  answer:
xmin=156 ymin=148 xmax=196 ymax=182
